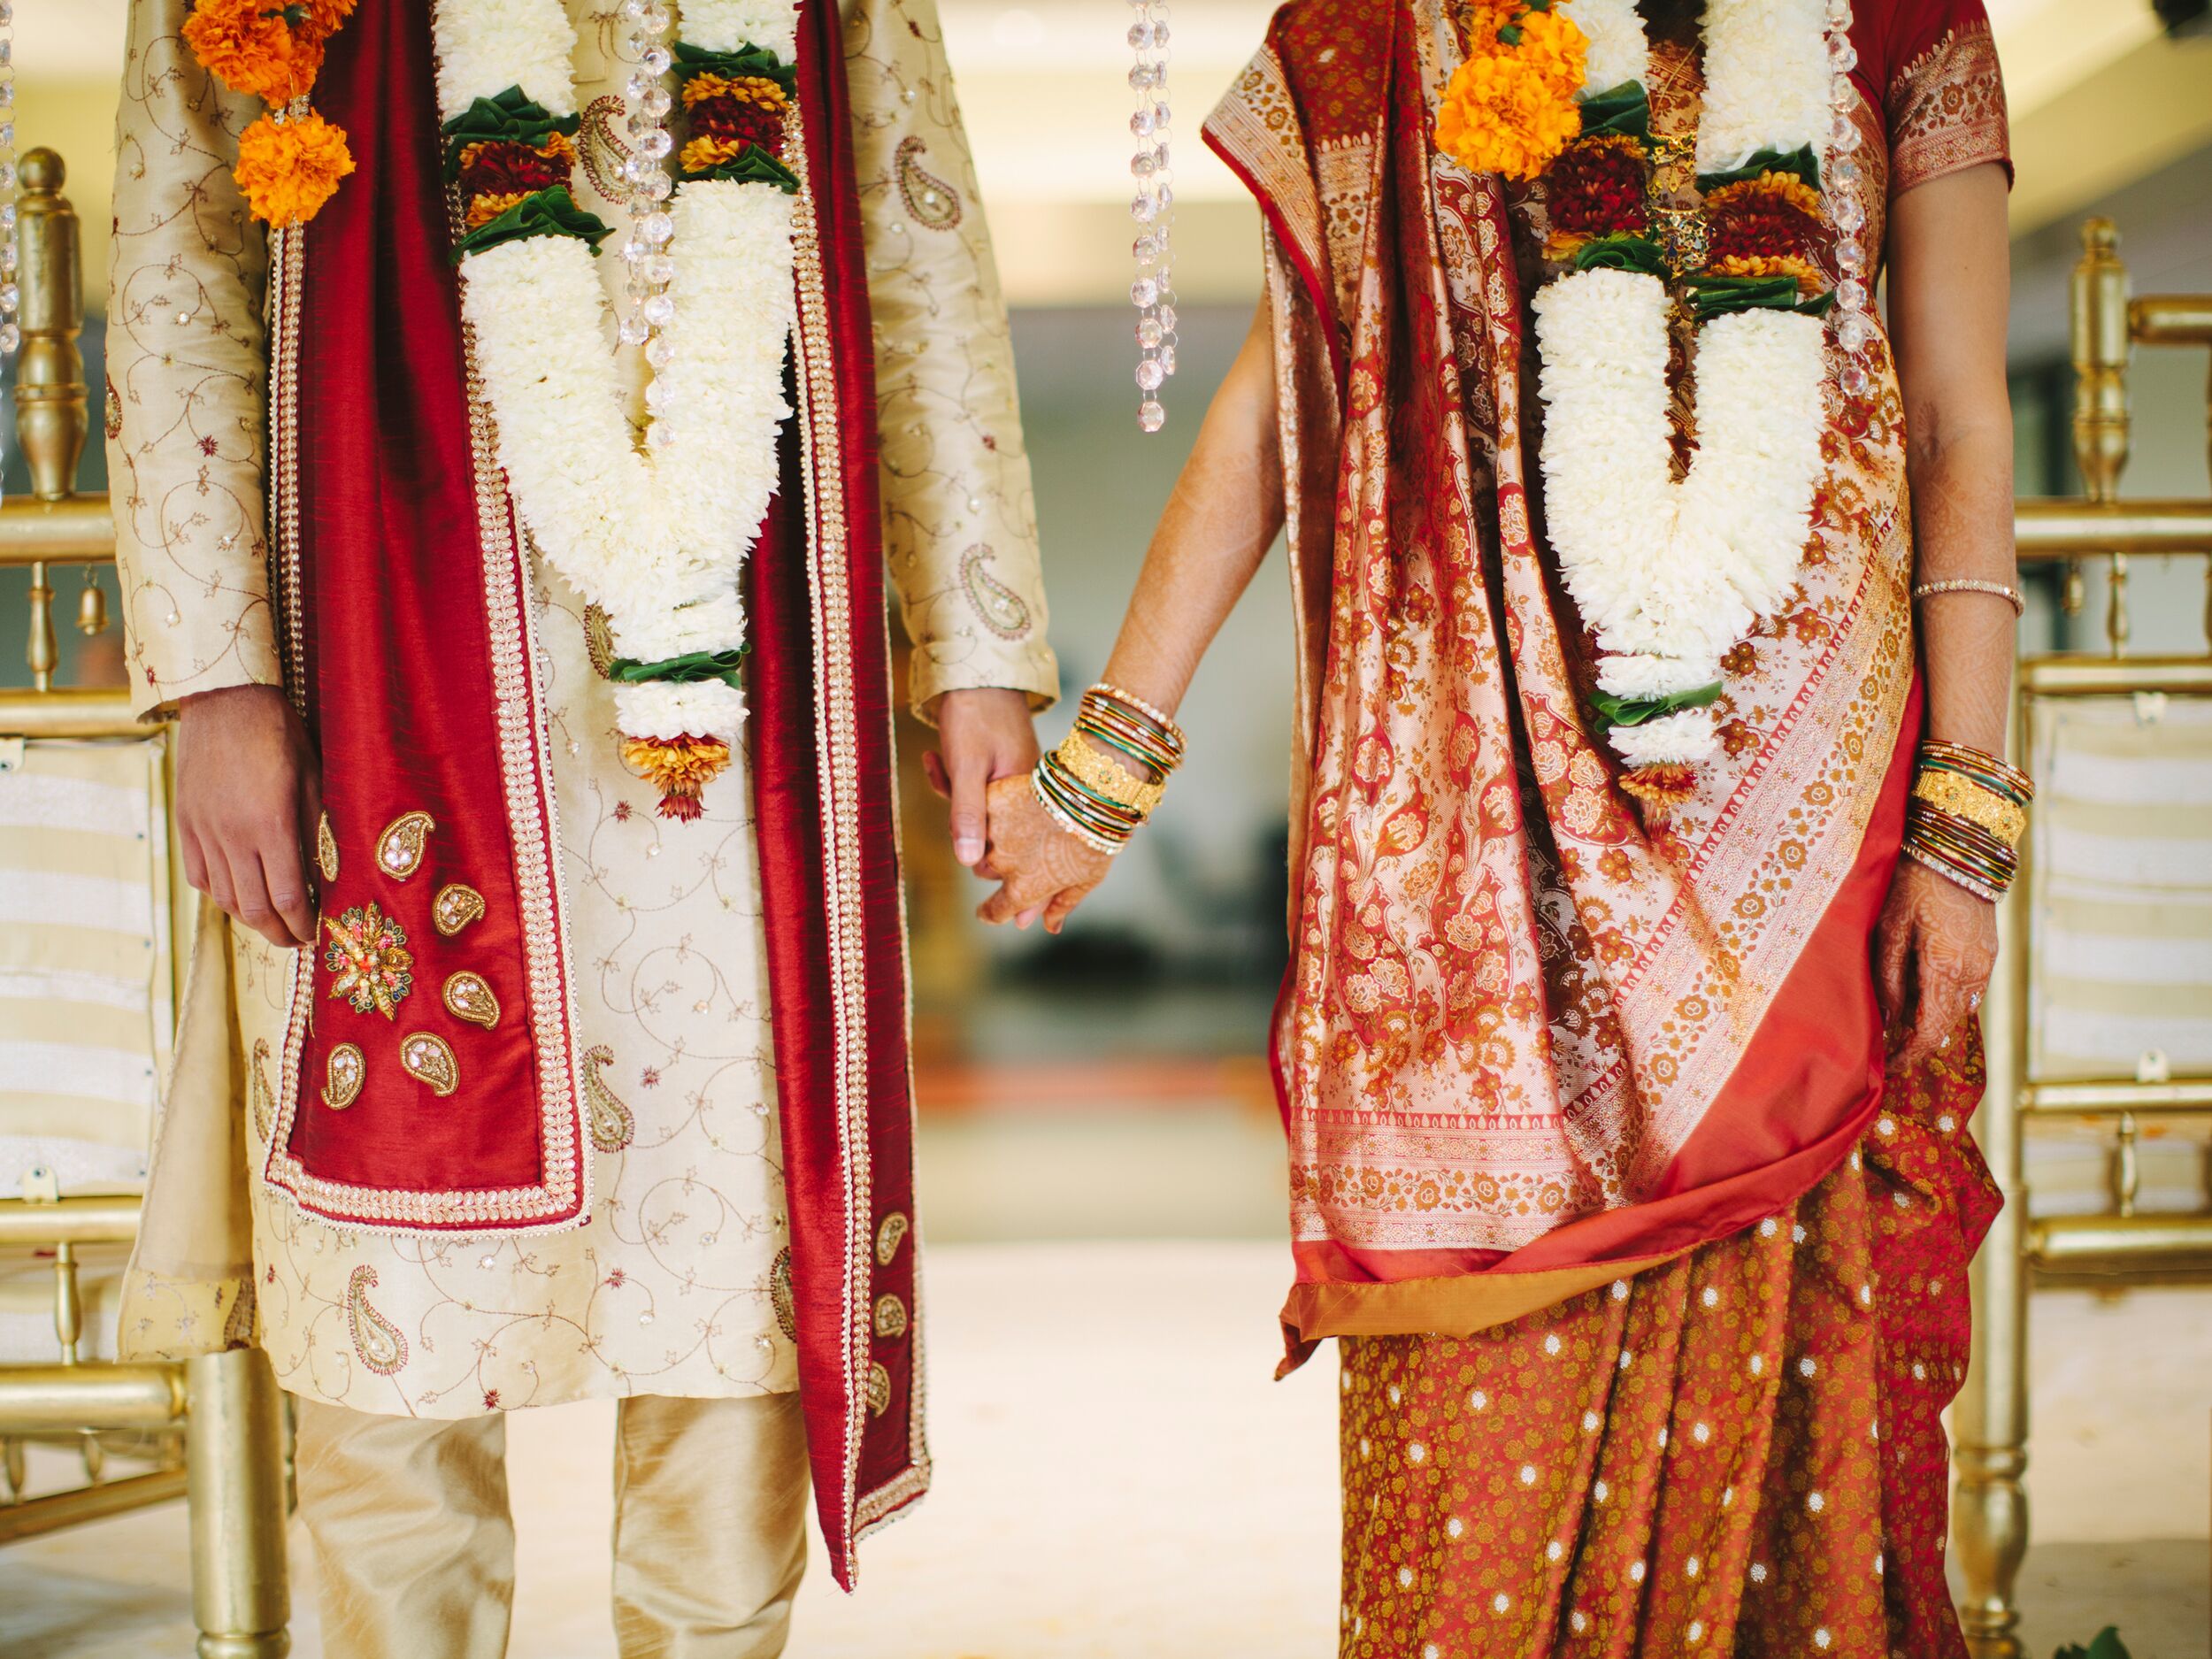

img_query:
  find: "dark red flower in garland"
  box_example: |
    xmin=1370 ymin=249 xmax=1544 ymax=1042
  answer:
xmin=1547 ymin=134 xmax=1647 ymax=239
xmin=1704 ymin=172 xmax=1832 ymax=267
xmin=455 ymin=136 xmax=572 ymax=206
xmin=687 ymin=93 xmax=787 ymax=158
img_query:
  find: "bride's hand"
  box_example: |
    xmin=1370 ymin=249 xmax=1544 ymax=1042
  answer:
xmin=976 ymin=774 xmax=1113 ymax=932
xmin=1874 ymin=857 xmax=1998 ymax=1066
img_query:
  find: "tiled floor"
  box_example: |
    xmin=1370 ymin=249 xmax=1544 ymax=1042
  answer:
xmin=4 ymin=1242 xmax=2206 ymax=1659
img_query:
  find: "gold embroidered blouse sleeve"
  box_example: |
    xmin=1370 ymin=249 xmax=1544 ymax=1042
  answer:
xmin=105 ymin=0 xmax=280 ymax=721
xmin=840 ymin=0 xmax=1059 ymax=719
xmin=1885 ymin=19 xmax=2010 ymax=197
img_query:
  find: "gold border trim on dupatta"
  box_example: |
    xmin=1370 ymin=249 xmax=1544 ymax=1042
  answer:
xmin=787 ymin=100 xmax=931 ymax=1564
xmin=257 ymin=200 xmax=591 ymax=1238
xmin=1283 ymin=1252 xmax=1682 ymax=1349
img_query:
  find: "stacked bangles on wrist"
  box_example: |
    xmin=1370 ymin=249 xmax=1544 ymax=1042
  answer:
xmin=1901 ymin=737 xmax=2034 ymax=902
xmin=1031 ymin=681 xmax=1187 ymax=854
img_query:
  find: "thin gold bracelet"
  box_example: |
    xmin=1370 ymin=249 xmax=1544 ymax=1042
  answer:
xmin=1911 ymin=578 xmax=2024 ymax=617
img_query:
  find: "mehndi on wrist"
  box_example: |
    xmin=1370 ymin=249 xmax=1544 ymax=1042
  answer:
xmin=1030 ymin=682 xmax=1187 ymax=855
xmin=1901 ymin=738 xmax=2033 ymax=902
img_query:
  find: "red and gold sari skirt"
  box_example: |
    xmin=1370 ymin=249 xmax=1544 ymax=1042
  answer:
xmin=1338 ymin=1048 xmax=1999 ymax=1658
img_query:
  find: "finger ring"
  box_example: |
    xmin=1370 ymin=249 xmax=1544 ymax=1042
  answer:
xmin=1969 ymin=991 xmax=1982 ymax=1011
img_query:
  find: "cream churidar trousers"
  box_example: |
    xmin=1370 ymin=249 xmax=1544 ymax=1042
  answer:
xmin=294 ymin=1393 xmax=810 ymax=1659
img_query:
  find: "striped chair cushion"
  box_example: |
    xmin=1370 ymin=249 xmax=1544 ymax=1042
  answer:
xmin=2028 ymin=692 xmax=2212 ymax=1084
xmin=0 ymin=740 xmax=172 ymax=1195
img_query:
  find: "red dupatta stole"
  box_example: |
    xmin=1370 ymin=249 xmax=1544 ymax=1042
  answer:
xmin=1205 ymin=0 xmax=1981 ymax=1358
xmin=259 ymin=0 xmax=922 ymax=1584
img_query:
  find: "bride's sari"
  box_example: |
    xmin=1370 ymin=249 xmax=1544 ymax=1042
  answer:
xmin=1202 ymin=1 xmax=2009 ymax=1650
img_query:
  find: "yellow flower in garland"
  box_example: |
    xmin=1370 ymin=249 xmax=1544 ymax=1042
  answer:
xmin=234 ymin=109 xmax=356 ymax=227
xmin=1435 ymin=50 xmax=1584 ymax=182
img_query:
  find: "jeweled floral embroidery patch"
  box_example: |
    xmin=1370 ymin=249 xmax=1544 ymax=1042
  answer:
xmin=323 ymin=902 xmax=415 ymax=1018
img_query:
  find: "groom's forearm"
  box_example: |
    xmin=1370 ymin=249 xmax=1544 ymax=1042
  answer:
xmin=1099 ymin=300 xmax=1286 ymax=719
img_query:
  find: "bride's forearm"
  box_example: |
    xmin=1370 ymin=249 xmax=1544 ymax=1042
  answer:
xmin=1098 ymin=301 xmax=1285 ymax=716
xmin=1887 ymin=163 xmax=2017 ymax=761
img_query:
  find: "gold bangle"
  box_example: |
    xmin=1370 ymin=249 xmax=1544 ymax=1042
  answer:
xmin=1911 ymin=578 xmax=2024 ymax=618
xmin=1056 ymin=730 xmax=1167 ymax=818
xmin=1910 ymin=768 xmax=2026 ymax=848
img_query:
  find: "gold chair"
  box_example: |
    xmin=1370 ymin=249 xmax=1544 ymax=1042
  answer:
xmin=1953 ymin=217 xmax=2212 ymax=1658
xmin=0 ymin=150 xmax=290 ymax=1659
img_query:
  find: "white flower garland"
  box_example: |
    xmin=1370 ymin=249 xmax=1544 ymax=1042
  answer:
xmin=434 ymin=0 xmax=801 ymax=749
xmin=1532 ymin=0 xmax=1839 ymax=775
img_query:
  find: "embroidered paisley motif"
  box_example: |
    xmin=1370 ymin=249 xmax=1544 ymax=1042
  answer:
xmin=346 ymin=1265 xmax=407 ymax=1375
xmin=872 ymin=1293 xmax=909 ymax=1340
xmin=577 ymin=94 xmax=632 ymax=205
xmin=220 ymin=1279 xmax=257 ymax=1348
xmin=865 ymin=1361 xmax=893 ymax=1417
xmin=874 ymin=1210 xmax=910 ymax=1268
xmin=399 ymin=1032 xmax=458 ymax=1097
xmin=770 ymin=1247 xmax=796 ymax=1342
xmin=375 ymin=810 xmax=434 ymax=880
xmin=582 ymin=603 xmax=618 ymax=679
xmin=895 ymin=134 xmax=963 ymax=230
xmin=323 ymin=1042 xmax=365 ymax=1110
xmin=442 ymin=970 xmax=500 ymax=1030
xmin=959 ymin=544 xmax=1033 ymax=640
xmin=433 ymin=882 xmax=486 ymax=937
xmin=316 ymin=813 xmax=339 ymax=882
xmin=250 ymin=1037 xmax=277 ymax=1140
xmin=580 ymin=1043 xmax=636 ymax=1153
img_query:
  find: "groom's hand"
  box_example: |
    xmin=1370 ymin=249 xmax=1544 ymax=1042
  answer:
xmin=175 ymin=684 xmax=323 ymax=949
xmin=923 ymin=687 xmax=1039 ymax=870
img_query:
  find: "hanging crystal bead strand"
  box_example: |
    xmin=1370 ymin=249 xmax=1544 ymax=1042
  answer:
xmin=1823 ymin=0 xmax=1876 ymax=403
xmin=0 ymin=2 xmax=19 ymax=365
xmin=618 ymin=0 xmax=679 ymax=442
xmin=1127 ymin=0 xmax=1173 ymax=433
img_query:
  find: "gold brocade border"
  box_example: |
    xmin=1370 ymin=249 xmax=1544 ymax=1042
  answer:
xmin=257 ymin=181 xmax=590 ymax=1237
xmin=268 ymin=216 xmax=308 ymax=719
xmin=789 ymin=97 xmax=928 ymax=1570
xmin=1280 ymin=1251 xmax=1682 ymax=1349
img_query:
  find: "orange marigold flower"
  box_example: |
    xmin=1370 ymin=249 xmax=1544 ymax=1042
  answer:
xmin=1709 ymin=251 xmax=1827 ymax=295
xmin=183 ymin=0 xmax=325 ymax=104
xmin=1434 ymin=51 xmax=1582 ymax=182
xmin=621 ymin=734 xmax=733 ymax=821
xmin=1514 ymin=7 xmax=1589 ymax=96
xmin=295 ymin=0 xmax=358 ymax=30
xmin=1706 ymin=171 xmax=1824 ymax=219
xmin=1456 ymin=0 xmax=1523 ymax=50
xmin=234 ymin=109 xmax=355 ymax=227
xmin=681 ymin=71 xmax=789 ymax=111
xmin=465 ymin=190 xmax=529 ymax=229
xmin=678 ymin=134 xmax=748 ymax=175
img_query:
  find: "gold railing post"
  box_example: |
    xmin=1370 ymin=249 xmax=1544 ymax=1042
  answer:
xmin=2070 ymin=218 xmax=2131 ymax=651
xmin=13 ymin=147 xmax=87 ymax=691
xmin=1953 ymin=688 xmax=2033 ymax=1659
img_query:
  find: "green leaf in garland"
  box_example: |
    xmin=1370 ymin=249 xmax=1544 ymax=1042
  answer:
xmin=1578 ymin=81 xmax=1651 ymax=142
xmin=441 ymin=87 xmax=583 ymax=177
xmin=673 ymin=40 xmax=798 ymax=95
xmin=1589 ymin=680 xmax=1724 ymax=730
xmin=450 ymin=185 xmax=614 ymax=262
xmin=605 ymin=648 xmax=751 ymax=688
xmin=1685 ymin=273 xmax=1840 ymax=322
xmin=1573 ymin=234 xmax=1668 ymax=279
xmin=680 ymin=144 xmax=801 ymax=195
xmin=1696 ymin=142 xmax=1822 ymax=194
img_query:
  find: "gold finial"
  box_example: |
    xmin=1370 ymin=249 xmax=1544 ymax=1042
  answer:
xmin=14 ymin=146 xmax=87 ymax=503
